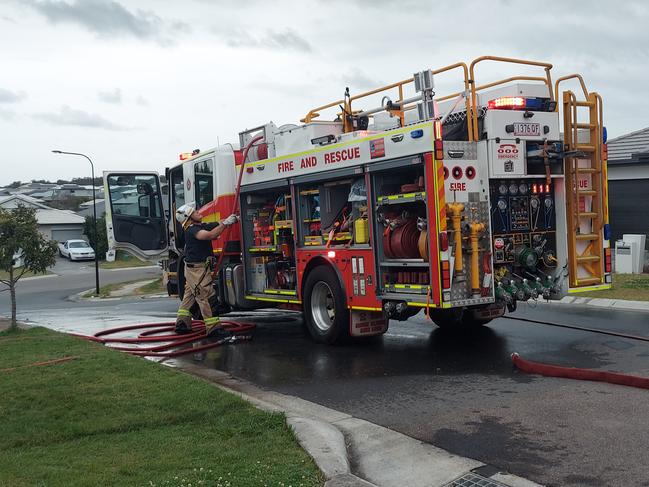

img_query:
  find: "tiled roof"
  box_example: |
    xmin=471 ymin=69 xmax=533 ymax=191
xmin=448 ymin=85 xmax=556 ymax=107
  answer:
xmin=36 ymin=209 xmax=85 ymax=225
xmin=0 ymin=194 xmax=52 ymax=209
xmin=607 ymin=127 xmax=649 ymax=165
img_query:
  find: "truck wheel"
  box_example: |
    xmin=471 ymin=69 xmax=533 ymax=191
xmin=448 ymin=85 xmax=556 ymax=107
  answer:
xmin=303 ymin=265 xmax=349 ymax=344
xmin=429 ymin=308 xmax=463 ymax=329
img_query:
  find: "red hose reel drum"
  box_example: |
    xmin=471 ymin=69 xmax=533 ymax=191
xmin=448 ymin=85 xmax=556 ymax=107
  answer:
xmin=383 ymin=219 xmax=423 ymax=259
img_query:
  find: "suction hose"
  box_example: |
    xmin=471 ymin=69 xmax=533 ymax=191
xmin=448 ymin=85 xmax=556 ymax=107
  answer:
xmin=512 ymin=353 xmax=649 ymax=390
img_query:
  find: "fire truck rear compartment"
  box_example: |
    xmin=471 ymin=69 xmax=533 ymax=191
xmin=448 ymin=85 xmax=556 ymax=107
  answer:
xmin=370 ymin=159 xmax=431 ymax=304
xmin=238 ymin=186 xmax=297 ymax=302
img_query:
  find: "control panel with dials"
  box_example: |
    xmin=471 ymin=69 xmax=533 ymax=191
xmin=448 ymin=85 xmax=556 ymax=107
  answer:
xmin=489 ymin=179 xmax=557 ymax=269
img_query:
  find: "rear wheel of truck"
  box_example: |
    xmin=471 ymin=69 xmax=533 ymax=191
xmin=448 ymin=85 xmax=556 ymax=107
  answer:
xmin=303 ymin=265 xmax=350 ymax=344
xmin=430 ymin=308 xmax=492 ymax=329
xmin=429 ymin=308 xmax=463 ymax=330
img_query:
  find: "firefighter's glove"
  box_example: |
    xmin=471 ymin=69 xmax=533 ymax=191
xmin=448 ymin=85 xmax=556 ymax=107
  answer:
xmin=222 ymin=214 xmax=239 ymax=226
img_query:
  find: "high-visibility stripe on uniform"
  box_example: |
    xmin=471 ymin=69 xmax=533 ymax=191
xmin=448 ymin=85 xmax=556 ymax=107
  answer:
xmin=204 ymin=316 xmax=220 ymax=325
xmin=177 ymin=308 xmax=192 ymax=317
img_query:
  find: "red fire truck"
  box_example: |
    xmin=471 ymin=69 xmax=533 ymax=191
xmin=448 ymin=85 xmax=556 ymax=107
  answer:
xmin=104 ymin=56 xmax=612 ymax=344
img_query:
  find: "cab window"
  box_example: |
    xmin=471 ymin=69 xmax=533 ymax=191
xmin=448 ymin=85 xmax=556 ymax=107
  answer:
xmin=107 ymin=174 xmax=163 ymax=218
xmin=194 ymin=159 xmax=214 ymax=208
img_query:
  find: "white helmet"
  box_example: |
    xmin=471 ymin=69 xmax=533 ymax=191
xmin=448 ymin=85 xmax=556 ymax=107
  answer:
xmin=175 ymin=203 xmax=196 ymax=227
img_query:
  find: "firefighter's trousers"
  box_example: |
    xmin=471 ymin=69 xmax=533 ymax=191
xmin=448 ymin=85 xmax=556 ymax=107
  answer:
xmin=176 ymin=263 xmax=220 ymax=330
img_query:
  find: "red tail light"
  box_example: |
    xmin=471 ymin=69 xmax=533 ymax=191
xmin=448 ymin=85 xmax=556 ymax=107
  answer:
xmin=439 ymin=231 xmax=449 ymax=251
xmin=434 ymin=139 xmax=444 ymax=161
xmin=605 ymin=248 xmax=612 ymax=273
xmin=441 ymin=260 xmax=451 ymax=289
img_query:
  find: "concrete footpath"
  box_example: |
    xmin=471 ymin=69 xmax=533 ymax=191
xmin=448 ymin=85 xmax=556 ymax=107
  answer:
xmin=550 ymin=295 xmax=649 ymax=312
xmin=178 ymin=363 xmax=542 ymax=487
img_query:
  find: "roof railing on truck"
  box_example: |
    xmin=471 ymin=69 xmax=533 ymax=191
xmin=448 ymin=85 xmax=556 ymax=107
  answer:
xmin=302 ymin=55 xmax=560 ymax=142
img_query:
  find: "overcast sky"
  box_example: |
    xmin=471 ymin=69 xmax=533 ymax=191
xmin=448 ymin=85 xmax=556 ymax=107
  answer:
xmin=1 ymin=0 xmax=648 ymax=185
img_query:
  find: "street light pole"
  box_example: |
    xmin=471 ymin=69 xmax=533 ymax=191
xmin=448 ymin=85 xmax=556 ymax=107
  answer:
xmin=52 ymin=150 xmax=100 ymax=296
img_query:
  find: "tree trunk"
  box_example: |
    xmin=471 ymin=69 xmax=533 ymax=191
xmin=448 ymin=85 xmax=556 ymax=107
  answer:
xmin=9 ymin=266 xmax=17 ymax=331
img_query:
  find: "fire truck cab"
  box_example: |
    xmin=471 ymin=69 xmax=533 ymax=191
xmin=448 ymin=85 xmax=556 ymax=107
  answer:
xmin=104 ymin=56 xmax=612 ymax=344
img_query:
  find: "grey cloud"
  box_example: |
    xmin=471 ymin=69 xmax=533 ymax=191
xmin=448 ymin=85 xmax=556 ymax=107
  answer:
xmin=0 ymin=109 xmax=17 ymax=121
xmin=20 ymin=0 xmax=172 ymax=43
xmin=216 ymin=27 xmax=312 ymax=53
xmin=0 ymin=88 xmax=26 ymax=103
xmin=340 ymin=68 xmax=383 ymax=92
xmin=98 ymin=88 xmax=122 ymax=104
xmin=33 ymin=105 xmax=129 ymax=130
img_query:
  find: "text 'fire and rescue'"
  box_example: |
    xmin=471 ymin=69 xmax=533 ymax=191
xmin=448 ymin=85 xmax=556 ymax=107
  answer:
xmin=277 ymin=147 xmax=361 ymax=173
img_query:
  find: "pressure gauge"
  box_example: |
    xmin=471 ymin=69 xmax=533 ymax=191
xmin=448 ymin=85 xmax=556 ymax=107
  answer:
xmin=497 ymin=199 xmax=507 ymax=210
xmin=498 ymin=183 xmax=508 ymax=195
xmin=544 ymin=197 xmax=553 ymax=208
xmin=519 ymin=183 xmax=528 ymax=195
xmin=509 ymin=183 xmax=518 ymax=195
xmin=530 ymin=197 xmax=540 ymax=209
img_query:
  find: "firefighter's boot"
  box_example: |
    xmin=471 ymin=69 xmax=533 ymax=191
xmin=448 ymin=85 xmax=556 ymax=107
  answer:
xmin=175 ymin=308 xmax=193 ymax=335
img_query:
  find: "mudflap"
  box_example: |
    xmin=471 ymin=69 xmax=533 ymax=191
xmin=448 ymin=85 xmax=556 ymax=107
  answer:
xmin=350 ymin=310 xmax=388 ymax=337
xmin=472 ymin=303 xmax=506 ymax=321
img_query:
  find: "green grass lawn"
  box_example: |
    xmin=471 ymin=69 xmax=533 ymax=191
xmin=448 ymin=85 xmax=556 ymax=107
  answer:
xmin=135 ymin=277 xmax=165 ymax=295
xmin=575 ymin=273 xmax=649 ymax=301
xmin=0 ymin=327 xmax=322 ymax=487
xmin=83 ymin=278 xmax=165 ymax=298
xmin=99 ymin=250 xmax=154 ymax=269
xmin=82 ymin=280 xmax=141 ymax=298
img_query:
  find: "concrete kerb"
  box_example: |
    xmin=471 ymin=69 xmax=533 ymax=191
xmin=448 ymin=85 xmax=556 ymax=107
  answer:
xmin=535 ymin=295 xmax=649 ymax=312
xmin=66 ymin=280 xmax=169 ymax=302
xmin=176 ymin=363 xmax=544 ymax=487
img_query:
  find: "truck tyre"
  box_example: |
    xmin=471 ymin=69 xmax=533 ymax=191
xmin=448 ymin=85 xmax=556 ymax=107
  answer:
xmin=429 ymin=308 xmax=463 ymax=330
xmin=303 ymin=265 xmax=350 ymax=344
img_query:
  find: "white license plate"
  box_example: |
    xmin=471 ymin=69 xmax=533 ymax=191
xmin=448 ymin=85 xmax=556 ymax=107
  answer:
xmin=513 ymin=122 xmax=540 ymax=136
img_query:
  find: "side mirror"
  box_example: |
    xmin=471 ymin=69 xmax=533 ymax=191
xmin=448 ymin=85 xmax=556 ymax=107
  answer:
xmin=137 ymin=182 xmax=154 ymax=195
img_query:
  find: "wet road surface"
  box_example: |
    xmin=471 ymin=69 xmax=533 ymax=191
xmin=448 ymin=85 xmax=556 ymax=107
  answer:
xmin=193 ymin=304 xmax=649 ymax=487
xmin=5 ymin=273 xmax=649 ymax=487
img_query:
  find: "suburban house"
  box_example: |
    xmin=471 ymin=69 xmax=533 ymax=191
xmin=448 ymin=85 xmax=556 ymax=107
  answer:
xmin=77 ymin=198 xmax=106 ymax=218
xmin=606 ymin=127 xmax=649 ymax=246
xmin=0 ymin=194 xmax=86 ymax=242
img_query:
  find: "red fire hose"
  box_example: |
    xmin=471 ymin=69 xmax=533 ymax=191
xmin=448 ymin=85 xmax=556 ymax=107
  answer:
xmin=512 ymin=353 xmax=649 ymax=390
xmin=72 ymin=320 xmax=255 ymax=358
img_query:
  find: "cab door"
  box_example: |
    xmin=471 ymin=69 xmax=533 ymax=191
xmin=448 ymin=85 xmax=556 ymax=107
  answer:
xmin=103 ymin=171 xmax=168 ymax=261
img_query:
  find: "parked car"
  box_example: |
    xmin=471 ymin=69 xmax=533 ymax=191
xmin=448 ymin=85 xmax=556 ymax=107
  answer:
xmin=58 ymin=240 xmax=96 ymax=261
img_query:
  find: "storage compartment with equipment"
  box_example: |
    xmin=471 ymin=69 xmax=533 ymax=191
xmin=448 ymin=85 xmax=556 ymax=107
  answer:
xmin=296 ymin=177 xmax=369 ymax=248
xmin=240 ymin=186 xmax=297 ymax=296
xmin=370 ymin=157 xmax=431 ymax=296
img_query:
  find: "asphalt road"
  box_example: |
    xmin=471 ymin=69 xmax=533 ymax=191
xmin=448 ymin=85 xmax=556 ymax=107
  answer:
xmin=3 ymin=267 xmax=649 ymax=487
xmin=0 ymin=256 xmax=162 ymax=312
xmin=196 ymin=305 xmax=649 ymax=487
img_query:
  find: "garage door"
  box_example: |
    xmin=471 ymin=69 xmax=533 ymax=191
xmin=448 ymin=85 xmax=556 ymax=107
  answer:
xmin=608 ymin=179 xmax=649 ymax=245
xmin=51 ymin=228 xmax=84 ymax=243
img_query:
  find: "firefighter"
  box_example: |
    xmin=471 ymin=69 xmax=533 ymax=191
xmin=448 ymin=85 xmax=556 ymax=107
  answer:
xmin=174 ymin=203 xmax=238 ymax=336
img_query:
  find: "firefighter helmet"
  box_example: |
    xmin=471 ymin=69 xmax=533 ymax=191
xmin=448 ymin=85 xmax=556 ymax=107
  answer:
xmin=175 ymin=203 xmax=196 ymax=228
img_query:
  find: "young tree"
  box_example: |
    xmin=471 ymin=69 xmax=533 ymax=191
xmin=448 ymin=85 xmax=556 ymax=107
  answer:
xmin=83 ymin=215 xmax=108 ymax=258
xmin=0 ymin=206 xmax=57 ymax=330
